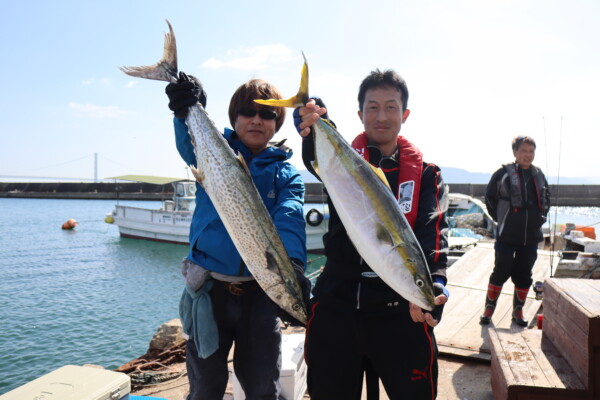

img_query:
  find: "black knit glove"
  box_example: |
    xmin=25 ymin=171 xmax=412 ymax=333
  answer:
xmin=275 ymin=259 xmax=312 ymax=327
xmin=165 ymin=71 xmax=207 ymax=118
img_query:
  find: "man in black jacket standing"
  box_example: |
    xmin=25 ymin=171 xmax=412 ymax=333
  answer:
xmin=480 ymin=136 xmax=550 ymax=327
xmin=295 ymin=69 xmax=449 ymax=400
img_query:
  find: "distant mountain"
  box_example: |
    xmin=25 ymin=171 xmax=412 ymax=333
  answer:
xmin=440 ymin=167 xmax=600 ymax=185
xmin=299 ymin=167 xmax=600 ymax=185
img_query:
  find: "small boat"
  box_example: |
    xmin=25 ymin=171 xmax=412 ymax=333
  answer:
xmin=105 ymin=176 xmax=329 ymax=251
xmin=446 ymin=192 xmax=496 ymax=265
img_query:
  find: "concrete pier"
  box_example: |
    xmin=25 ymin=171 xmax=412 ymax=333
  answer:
xmin=1 ymin=182 xmax=599 ymax=206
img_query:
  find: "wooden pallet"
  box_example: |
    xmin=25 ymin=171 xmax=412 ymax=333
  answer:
xmin=489 ymin=328 xmax=587 ymax=399
xmin=543 ymin=278 xmax=600 ymax=398
xmin=436 ymin=243 xmax=556 ymax=360
xmin=489 ymin=278 xmax=600 ymax=399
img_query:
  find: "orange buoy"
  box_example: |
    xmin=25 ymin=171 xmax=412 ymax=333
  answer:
xmin=62 ymin=219 xmax=78 ymax=230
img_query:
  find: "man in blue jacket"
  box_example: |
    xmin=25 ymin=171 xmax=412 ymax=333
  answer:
xmin=166 ymin=75 xmax=309 ymax=400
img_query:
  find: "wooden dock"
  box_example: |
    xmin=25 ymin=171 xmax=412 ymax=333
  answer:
xmin=436 ymin=242 xmax=560 ymax=360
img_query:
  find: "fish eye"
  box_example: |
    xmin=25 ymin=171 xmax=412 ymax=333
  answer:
xmin=416 ymin=278 xmax=424 ymax=287
xmin=292 ymin=303 xmax=301 ymax=311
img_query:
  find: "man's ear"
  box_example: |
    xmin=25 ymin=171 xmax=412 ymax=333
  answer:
xmin=357 ymin=110 xmax=363 ymax=123
xmin=402 ymin=109 xmax=411 ymax=122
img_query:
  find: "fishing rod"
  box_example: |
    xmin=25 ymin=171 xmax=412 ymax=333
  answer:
xmin=550 ymin=117 xmax=564 ymax=278
xmin=542 ymin=116 xmax=555 ymax=277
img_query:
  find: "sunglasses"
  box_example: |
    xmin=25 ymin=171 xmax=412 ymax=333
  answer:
xmin=238 ymin=107 xmax=277 ymax=120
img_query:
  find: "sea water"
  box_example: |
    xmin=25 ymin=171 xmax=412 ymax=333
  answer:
xmin=0 ymin=198 xmax=599 ymax=394
xmin=0 ymin=198 xmax=187 ymax=394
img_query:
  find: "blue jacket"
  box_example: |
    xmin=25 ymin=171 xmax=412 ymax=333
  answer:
xmin=173 ymin=117 xmax=307 ymax=276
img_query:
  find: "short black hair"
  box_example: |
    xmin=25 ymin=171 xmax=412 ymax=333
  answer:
xmin=358 ymin=69 xmax=409 ymax=112
xmin=512 ymin=136 xmax=536 ymax=151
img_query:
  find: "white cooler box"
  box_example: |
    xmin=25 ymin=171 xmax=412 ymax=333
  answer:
xmin=231 ymin=333 xmax=307 ymax=400
xmin=0 ymin=365 xmax=131 ymax=400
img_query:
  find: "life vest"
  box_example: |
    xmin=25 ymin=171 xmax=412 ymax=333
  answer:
xmin=500 ymin=163 xmax=548 ymax=210
xmin=351 ymin=132 xmax=423 ymax=228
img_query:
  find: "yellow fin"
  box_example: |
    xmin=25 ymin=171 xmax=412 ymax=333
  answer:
xmin=237 ymin=152 xmax=250 ymax=175
xmin=190 ymin=165 xmax=204 ymax=186
xmin=254 ymin=52 xmax=309 ymax=108
xmin=369 ymin=164 xmax=391 ymax=190
xmin=311 ymin=159 xmax=320 ymax=178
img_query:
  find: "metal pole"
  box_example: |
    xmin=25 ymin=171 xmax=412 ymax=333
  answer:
xmin=94 ymin=153 xmax=98 ymax=183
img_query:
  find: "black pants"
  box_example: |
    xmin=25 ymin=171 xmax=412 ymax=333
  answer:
xmin=305 ymin=300 xmax=438 ymax=400
xmin=186 ymin=280 xmax=282 ymax=400
xmin=489 ymin=241 xmax=538 ymax=288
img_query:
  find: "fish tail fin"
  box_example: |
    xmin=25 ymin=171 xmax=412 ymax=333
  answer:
xmin=254 ymin=52 xmax=309 ymax=108
xmin=119 ymin=20 xmax=178 ymax=83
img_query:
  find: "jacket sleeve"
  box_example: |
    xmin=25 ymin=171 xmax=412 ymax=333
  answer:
xmin=173 ymin=117 xmax=197 ymax=167
xmin=301 ymin=133 xmax=321 ymax=181
xmin=485 ymin=168 xmax=503 ymax=222
xmin=542 ymin=173 xmax=551 ymax=217
xmin=413 ymin=163 xmax=448 ymax=283
xmin=272 ymin=163 xmax=307 ymax=268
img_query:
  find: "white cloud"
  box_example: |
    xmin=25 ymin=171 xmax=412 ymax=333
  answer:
xmin=125 ymin=81 xmax=139 ymax=88
xmin=68 ymin=103 xmax=126 ymax=118
xmin=202 ymin=44 xmax=293 ymax=70
xmin=81 ymin=78 xmax=112 ymax=86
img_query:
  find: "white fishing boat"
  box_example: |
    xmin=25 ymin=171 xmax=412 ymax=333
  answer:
xmin=446 ymin=192 xmax=496 ymax=265
xmin=105 ymin=176 xmax=329 ymax=251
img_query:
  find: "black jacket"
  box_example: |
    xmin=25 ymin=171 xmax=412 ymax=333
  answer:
xmin=485 ymin=163 xmax=550 ymax=246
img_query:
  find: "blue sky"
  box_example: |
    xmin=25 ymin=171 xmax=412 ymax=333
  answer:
xmin=1 ymin=0 xmax=599 ymax=183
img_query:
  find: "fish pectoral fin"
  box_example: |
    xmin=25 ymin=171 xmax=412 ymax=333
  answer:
xmin=369 ymin=164 xmax=391 ymax=190
xmin=375 ymin=222 xmax=395 ymax=247
xmin=236 ymin=153 xmax=251 ymax=175
xmin=190 ymin=165 xmax=204 ymax=186
xmin=311 ymin=159 xmax=321 ymax=178
xmin=264 ymin=249 xmax=280 ymax=274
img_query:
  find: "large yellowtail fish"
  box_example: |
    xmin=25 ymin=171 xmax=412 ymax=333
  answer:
xmin=256 ymin=55 xmax=435 ymax=310
xmin=120 ymin=21 xmax=307 ymax=324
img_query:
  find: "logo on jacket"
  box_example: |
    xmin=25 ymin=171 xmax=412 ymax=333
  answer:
xmin=398 ymin=180 xmax=415 ymax=213
xmin=267 ymin=189 xmax=276 ymax=199
xmin=361 ymin=272 xmax=379 ymax=278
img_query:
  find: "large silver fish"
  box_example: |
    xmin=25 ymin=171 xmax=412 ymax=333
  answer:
xmin=120 ymin=20 xmax=307 ymax=324
xmin=256 ymin=55 xmax=436 ymax=310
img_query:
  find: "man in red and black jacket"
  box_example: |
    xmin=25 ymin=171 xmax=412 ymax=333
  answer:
xmin=295 ymin=69 xmax=449 ymax=400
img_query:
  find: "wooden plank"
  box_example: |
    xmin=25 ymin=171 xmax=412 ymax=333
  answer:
xmin=489 ymin=328 xmax=587 ymax=400
xmin=543 ymin=279 xmax=591 ymax=387
xmin=543 ymin=278 xmax=600 ymax=399
xmin=436 ymin=244 xmax=556 ymax=360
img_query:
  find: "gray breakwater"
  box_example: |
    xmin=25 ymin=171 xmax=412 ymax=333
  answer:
xmin=1 ymin=182 xmax=599 ymax=207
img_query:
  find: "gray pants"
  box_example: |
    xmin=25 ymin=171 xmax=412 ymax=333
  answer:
xmin=186 ymin=279 xmax=283 ymax=400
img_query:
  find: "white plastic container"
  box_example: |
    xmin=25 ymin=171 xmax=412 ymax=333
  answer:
xmin=231 ymin=333 xmax=307 ymax=400
xmin=0 ymin=365 xmax=130 ymax=400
